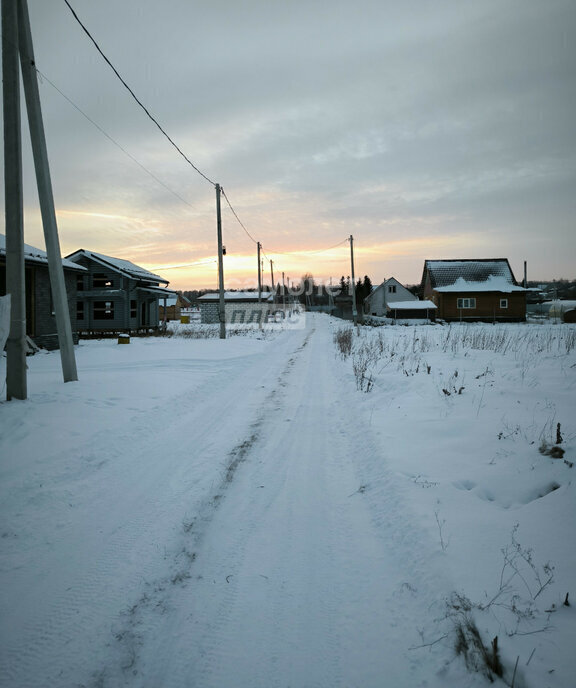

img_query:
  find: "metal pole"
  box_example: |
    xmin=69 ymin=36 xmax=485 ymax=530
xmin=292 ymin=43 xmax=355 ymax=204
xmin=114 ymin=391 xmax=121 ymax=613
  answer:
xmin=3 ymin=0 xmax=27 ymax=400
xmin=18 ymin=0 xmax=78 ymax=382
xmin=523 ymin=260 xmax=527 ymax=288
xmin=349 ymin=234 xmax=358 ymax=326
xmin=215 ymin=183 xmax=226 ymax=339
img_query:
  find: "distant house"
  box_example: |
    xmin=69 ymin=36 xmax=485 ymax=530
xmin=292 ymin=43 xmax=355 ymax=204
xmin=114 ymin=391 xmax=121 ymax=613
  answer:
xmin=159 ymin=293 xmax=191 ymax=321
xmin=65 ymin=249 xmax=176 ymax=334
xmin=365 ymin=277 xmax=437 ymax=320
xmin=197 ymin=291 xmax=274 ymax=324
xmin=420 ymin=259 xmax=526 ymax=322
xmin=0 ymin=233 xmax=85 ymax=350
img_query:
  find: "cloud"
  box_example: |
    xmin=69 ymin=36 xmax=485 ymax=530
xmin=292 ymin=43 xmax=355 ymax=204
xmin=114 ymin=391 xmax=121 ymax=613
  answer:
xmin=1 ymin=0 xmax=573 ymax=287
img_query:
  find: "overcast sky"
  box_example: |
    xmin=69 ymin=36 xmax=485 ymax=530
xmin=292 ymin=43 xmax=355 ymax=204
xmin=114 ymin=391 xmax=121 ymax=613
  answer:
xmin=2 ymin=0 xmax=575 ymax=289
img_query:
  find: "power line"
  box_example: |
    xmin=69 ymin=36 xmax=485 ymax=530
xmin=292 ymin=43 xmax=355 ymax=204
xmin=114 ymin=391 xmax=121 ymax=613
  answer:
xmin=63 ymin=0 xmax=216 ymax=187
xmin=62 ymin=0 xmax=263 ymax=255
xmin=61 ymin=1 xmax=352 ymax=276
xmin=220 ymin=187 xmax=259 ymax=245
xmin=36 ymin=69 xmax=197 ymax=210
xmin=264 ymin=238 xmax=349 ymax=256
xmin=150 ymin=259 xmax=217 ymax=270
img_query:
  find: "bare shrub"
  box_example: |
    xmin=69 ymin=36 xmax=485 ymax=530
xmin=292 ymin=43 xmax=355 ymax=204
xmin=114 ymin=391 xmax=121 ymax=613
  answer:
xmin=449 ymin=593 xmax=504 ymax=681
xmin=352 ymin=351 xmax=374 ymax=392
xmin=334 ymin=327 xmax=353 ymax=358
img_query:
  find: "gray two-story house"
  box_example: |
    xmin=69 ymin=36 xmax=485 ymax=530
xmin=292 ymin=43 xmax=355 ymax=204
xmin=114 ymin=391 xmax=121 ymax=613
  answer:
xmin=65 ymin=249 xmax=176 ymax=334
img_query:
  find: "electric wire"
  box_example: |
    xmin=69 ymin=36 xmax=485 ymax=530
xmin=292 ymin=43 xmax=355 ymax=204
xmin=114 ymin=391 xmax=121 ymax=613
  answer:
xmin=149 ymin=259 xmax=217 ymax=270
xmin=61 ymin=0 xmax=352 ymax=276
xmin=220 ymin=187 xmax=259 ymax=245
xmin=63 ymin=0 xmax=216 ymax=187
xmin=63 ymin=0 xmax=267 ymax=251
xmin=263 ymin=238 xmax=349 ymax=256
xmin=36 ymin=69 xmax=197 ymax=210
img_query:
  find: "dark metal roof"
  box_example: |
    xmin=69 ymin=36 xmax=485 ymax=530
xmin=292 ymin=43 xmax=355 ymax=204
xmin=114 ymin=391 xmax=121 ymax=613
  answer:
xmin=0 ymin=234 xmax=87 ymax=272
xmin=424 ymin=259 xmax=518 ymax=289
xmin=65 ymin=249 xmax=169 ymax=284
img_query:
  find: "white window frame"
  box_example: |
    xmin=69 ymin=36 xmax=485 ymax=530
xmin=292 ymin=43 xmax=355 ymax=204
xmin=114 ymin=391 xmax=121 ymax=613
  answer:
xmin=457 ymin=297 xmax=476 ymax=309
xmin=499 ymin=299 xmax=508 ymax=309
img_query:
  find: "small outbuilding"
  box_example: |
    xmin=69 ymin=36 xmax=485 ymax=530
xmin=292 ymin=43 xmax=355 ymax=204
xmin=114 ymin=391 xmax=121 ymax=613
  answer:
xmin=386 ymin=300 xmax=437 ymax=321
xmin=365 ymin=277 xmax=436 ymax=320
xmin=197 ymin=291 xmax=274 ymax=324
xmin=159 ymin=293 xmax=191 ymax=322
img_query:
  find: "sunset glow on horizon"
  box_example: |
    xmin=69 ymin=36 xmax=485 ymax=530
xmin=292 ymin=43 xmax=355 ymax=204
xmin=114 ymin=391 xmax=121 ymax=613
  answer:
xmin=4 ymin=0 xmax=573 ymax=291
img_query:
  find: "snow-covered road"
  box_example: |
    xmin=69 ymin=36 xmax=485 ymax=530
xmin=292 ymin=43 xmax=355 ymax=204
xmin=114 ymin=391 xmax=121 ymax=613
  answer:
xmin=1 ymin=317 xmax=448 ymax=687
xmin=2 ymin=314 xmax=574 ymax=687
xmin=132 ymin=321 xmax=448 ymax=688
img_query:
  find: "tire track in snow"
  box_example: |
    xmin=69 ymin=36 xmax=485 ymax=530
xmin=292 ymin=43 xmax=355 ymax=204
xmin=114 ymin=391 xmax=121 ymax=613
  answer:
xmin=135 ymin=316 xmax=456 ymax=688
xmin=119 ymin=319 xmax=412 ymax=687
xmin=83 ymin=326 xmax=316 ymax=687
xmin=75 ymin=327 xmax=315 ymax=688
xmin=0 ymin=330 xmax=309 ymax=688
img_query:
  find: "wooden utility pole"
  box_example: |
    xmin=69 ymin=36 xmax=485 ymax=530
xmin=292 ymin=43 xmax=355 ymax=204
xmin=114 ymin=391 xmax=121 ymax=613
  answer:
xmin=3 ymin=0 xmax=26 ymax=399
xmin=257 ymin=241 xmax=262 ymax=328
xmin=18 ymin=0 xmax=77 ymax=382
xmin=349 ymin=234 xmax=358 ymax=327
xmin=215 ymin=184 xmax=226 ymax=339
xmin=257 ymin=242 xmax=262 ymax=298
xmin=270 ymin=259 xmax=275 ymax=296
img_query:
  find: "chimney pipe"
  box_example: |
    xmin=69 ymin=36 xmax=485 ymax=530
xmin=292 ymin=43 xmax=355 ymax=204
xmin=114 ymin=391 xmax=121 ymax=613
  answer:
xmin=523 ymin=261 xmax=527 ymax=288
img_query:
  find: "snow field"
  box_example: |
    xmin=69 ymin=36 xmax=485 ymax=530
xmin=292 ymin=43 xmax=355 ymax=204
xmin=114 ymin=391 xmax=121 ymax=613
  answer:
xmin=0 ymin=315 xmax=574 ymax=687
xmin=333 ymin=320 xmax=576 ymax=687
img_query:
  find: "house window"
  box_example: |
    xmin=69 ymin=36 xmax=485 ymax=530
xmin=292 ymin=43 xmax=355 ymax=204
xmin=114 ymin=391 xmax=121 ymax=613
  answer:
xmin=77 ymin=275 xmax=84 ymax=290
xmin=93 ymin=273 xmax=113 ymax=288
xmin=457 ymin=298 xmax=476 ymax=309
xmin=388 ymin=285 xmax=397 ymax=293
xmin=94 ymin=300 xmax=114 ymax=320
xmin=500 ymin=299 xmax=508 ymax=309
xmin=77 ymin=301 xmax=85 ymax=320
xmin=130 ymin=300 xmax=137 ymax=318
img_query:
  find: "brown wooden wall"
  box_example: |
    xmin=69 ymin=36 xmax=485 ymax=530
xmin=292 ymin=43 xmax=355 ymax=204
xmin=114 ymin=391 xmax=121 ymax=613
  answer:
xmin=434 ymin=291 xmax=526 ymax=321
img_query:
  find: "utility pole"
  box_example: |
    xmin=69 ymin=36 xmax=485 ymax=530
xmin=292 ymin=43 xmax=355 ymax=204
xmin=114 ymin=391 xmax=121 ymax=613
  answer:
xmin=18 ymin=0 xmax=77 ymax=382
xmin=215 ymin=183 xmax=226 ymax=339
xmin=349 ymin=234 xmax=358 ymax=327
xmin=257 ymin=241 xmax=262 ymax=328
xmin=3 ymin=0 xmax=26 ymax=399
xmin=270 ymin=259 xmax=275 ymax=296
xmin=257 ymin=242 xmax=262 ymax=299
xmin=282 ymin=271 xmax=286 ymax=315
